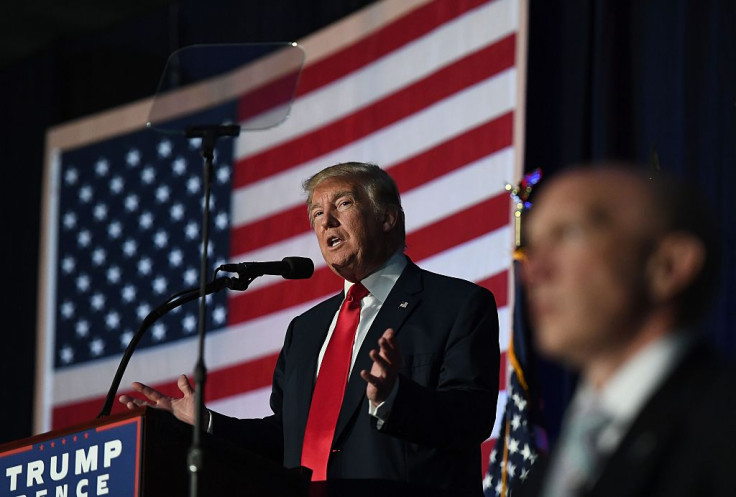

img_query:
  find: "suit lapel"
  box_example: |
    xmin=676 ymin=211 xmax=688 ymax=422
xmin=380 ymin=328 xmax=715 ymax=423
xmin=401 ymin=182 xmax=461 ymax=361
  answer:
xmin=333 ymin=262 xmax=423 ymax=443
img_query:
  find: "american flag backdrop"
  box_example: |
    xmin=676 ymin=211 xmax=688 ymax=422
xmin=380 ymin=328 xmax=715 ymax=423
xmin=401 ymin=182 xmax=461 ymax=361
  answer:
xmin=36 ymin=0 xmax=527 ymax=477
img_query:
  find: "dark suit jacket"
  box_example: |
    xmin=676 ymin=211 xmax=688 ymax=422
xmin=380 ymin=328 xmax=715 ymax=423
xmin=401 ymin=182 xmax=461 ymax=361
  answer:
xmin=211 ymin=260 xmax=500 ymax=496
xmin=517 ymin=341 xmax=736 ymax=497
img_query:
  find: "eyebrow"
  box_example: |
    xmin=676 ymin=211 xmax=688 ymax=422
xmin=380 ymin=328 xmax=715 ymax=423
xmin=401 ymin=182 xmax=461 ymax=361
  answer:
xmin=310 ymin=189 xmax=356 ymax=210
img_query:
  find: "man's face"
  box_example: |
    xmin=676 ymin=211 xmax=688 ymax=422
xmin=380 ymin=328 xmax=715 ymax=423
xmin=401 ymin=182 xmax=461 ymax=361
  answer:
xmin=309 ymin=176 xmax=391 ymax=282
xmin=523 ymin=171 xmax=656 ymax=368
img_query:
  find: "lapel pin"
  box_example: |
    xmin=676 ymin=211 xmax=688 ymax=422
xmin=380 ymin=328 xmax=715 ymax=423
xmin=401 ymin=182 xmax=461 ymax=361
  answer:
xmin=399 ymin=301 xmax=408 ymax=308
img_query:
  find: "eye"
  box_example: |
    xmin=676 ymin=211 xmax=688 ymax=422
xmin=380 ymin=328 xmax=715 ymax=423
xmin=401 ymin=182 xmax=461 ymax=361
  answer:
xmin=337 ymin=199 xmax=353 ymax=210
xmin=312 ymin=210 xmax=323 ymax=220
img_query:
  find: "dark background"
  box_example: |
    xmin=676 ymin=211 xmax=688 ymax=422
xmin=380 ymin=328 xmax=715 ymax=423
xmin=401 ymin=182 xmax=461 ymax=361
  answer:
xmin=1 ymin=0 xmax=734 ymax=446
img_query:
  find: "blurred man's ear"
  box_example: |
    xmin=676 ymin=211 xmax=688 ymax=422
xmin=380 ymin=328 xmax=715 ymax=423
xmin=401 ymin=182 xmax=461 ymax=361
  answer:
xmin=646 ymin=233 xmax=706 ymax=304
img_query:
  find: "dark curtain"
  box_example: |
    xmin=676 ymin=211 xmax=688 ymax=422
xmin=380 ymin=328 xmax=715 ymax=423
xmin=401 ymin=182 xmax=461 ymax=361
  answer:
xmin=525 ymin=0 xmax=736 ymax=441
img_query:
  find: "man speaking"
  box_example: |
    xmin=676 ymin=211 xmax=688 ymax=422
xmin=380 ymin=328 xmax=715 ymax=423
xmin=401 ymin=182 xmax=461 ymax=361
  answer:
xmin=121 ymin=162 xmax=500 ymax=496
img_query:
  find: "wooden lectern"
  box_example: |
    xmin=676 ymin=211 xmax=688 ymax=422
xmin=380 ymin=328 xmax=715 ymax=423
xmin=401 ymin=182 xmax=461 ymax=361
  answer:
xmin=0 ymin=408 xmax=310 ymax=497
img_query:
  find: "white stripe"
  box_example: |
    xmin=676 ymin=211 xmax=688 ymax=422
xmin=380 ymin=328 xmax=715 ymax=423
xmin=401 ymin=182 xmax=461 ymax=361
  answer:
xmin=491 ymin=391 xmax=508 ymax=439
xmin=232 ymin=69 xmax=516 ymax=227
xmin=208 ymin=386 xmax=274 ymax=419
xmin=235 ymin=0 xmax=517 ymax=158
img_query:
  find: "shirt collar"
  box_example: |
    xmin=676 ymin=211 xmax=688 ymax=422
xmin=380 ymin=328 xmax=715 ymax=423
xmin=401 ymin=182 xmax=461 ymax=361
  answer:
xmin=576 ymin=329 xmax=693 ymax=423
xmin=343 ymin=251 xmax=408 ymax=304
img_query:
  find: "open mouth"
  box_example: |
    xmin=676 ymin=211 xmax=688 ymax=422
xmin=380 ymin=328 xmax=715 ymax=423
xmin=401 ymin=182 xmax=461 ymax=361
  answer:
xmin=327 ymin=236 xmax=342 ymax=248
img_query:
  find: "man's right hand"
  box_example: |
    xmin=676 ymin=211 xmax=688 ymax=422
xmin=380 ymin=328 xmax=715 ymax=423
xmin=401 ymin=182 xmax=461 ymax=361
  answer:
xmin=119 ymin=374 xmax=203 ymax=426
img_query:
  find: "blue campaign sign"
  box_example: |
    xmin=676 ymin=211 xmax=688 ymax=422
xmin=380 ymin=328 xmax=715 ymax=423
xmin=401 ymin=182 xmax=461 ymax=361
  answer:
xmin=1 ymin=417 xmax=141 ymax=497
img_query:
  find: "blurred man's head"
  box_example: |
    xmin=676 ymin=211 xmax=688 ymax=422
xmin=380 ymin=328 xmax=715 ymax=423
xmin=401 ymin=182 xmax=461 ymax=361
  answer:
xmin=303 ymin=162 xmax=405 ymax=282
xmin=523 ymin=165 xmax=719 ymax=384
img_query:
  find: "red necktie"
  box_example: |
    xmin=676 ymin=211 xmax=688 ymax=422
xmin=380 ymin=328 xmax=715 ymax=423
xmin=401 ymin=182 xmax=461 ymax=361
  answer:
xmin=301 ymin=282 xmax=369 ymax=481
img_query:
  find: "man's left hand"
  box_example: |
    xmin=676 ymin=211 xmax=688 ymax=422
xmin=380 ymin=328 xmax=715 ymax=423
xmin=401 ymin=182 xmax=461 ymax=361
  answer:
xmin=360 ymin=328 xmax=402 ymax=406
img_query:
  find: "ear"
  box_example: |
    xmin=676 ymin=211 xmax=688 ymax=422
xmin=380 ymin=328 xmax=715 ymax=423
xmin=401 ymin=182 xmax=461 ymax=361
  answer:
xmin=646 ymin=233 xmax=705 ymax=304
xmin=381 ymin=206 xmax=400 ymax=233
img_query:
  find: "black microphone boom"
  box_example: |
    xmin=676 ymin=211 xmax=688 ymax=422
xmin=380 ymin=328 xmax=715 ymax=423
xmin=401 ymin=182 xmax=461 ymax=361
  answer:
xmin=219 ymin=256 xmax=314 ymax=279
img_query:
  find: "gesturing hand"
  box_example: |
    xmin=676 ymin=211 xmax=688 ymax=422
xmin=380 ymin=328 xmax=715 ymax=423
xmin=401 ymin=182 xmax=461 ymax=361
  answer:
xmin=118 ymin=374 xmax=202 ymax=426
xmin=360 ymin=328 xmax=402 ymax=406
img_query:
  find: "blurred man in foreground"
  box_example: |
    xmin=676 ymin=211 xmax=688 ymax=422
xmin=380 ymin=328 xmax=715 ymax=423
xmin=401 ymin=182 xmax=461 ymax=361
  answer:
xmin=517 ymin=165 xmax=735 ymax=497
xmin=121 ymin=162 xmax=499 ymax=496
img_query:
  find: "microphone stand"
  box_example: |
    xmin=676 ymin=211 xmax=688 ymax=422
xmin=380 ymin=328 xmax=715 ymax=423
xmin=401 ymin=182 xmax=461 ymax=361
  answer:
xmin=96 ymin=276 xmax=239 ymax=419
xmin=184 ymin=124 xmax=240 ymax=497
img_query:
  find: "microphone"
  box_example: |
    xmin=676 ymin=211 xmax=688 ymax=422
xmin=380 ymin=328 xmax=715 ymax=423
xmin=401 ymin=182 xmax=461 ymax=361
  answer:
xmin=218 ymin=257 xmax=314 ymax=280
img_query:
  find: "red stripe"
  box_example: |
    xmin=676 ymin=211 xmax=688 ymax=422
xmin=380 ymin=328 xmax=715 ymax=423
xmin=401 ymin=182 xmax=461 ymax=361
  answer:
xmin=228 ymin=198 xmax=509 ymax=325
xmin=477 ymin=270 xmax=509 ymax=312
xmin=229 ymin=113 xmax=513 ymax=255
xmin=405 ymin=193 xmax=510 ymax=261
xmin=233 ymin=35 xmax=516 ymax=188
xmin=296 ymin=0 xmax=493 ymax=97
xmin=237 ymin=70 xmax=302 ymax=123
xmin=481 ymin=438 xmax=498 ymax=476
xmin=206 ymin=353 xmax=279 ymax=401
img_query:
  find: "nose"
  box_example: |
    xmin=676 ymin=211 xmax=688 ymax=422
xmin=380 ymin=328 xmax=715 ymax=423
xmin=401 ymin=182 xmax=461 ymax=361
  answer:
xmin=318 ymin=209 xmax=339 ymax=229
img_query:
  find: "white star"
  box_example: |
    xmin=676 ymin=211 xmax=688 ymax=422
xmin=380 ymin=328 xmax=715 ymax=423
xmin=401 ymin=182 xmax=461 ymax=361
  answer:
xmin=59 ymin=346 xmax=74 ymax=364
xmin=152 ymin=276 xmax=167 ymax=295
xmin=93 ymin=203 xmax=108 ymax=221
xmin=139 ymin=211 xmax=154 ymax=230
xmin=490 ymin=448 xmax=497 ymax=463
xmin=107 ymin=221 xmax=122 ymax=239
xmin=79 ymin=185 xmax=94 ymax=203
xmin=90 ymin=293 xmax=106 ymax=311
xmin=182 ymin=314 xmax=197 ymax=333
xmin=92 ymin=247 xmax=106 ymax=266
xmin=126 ymin=149 xmax=141 ymax=167
xmin=495 ymin=480 xmax=504 ymax=496
xmin=90 ymin=338 xmax=105 ymax=357
xmin=200 ymin=241 xmax=215 ymax=256
xmin=511 ymin=414 xmax=522 ymax=430
xmin=124 ymin=194 xmax=139 ymax=212
xmin=215 ymin=212 xmax=228 ymax=230
xmin=106 ymin=265 xmax=121 ymax=284
xmin=183 ymin=268 xmax=198 ymax=286
xmin=141 ymin=167 xmax=156 ymax=184
xmin=521 ymin=443 xmax=533 ymax=461
xmin=153 ymin=230 xmax=169 ymax=248
xmin=216 ymin=166 xmax=230 ymax=184
xmin=95 ymin=158 xmax=109 ymax=176
xmin=168 ymin=248 xmax=183 ymax=267
xmin=105 ymin=311 xmax=120 ymax=329
xmin=110 ymin=176 xmax=124 ymax=194
xmin=75 ymin=319 xmax=89 ymax=337
xmin=121 ymin=284 xmax=137 ymax=303
xmin=186 ymin=176 xmax=201 ymax=194
xmin=170 ymin=203 xmax=185 ymax=221
xmin=152 ymin=323 xmax=166 ymax=341
xmin=77 ymin=230 xmax=92 ymax=248
xmin=184 ymin=222 xmax=199 ymax=240
xmin=120 ymin=330 xmax=133 ymax=348
xmin=212 ymin=306 xmax=226 ymax=325
xmin=62 ymin=212 xmax=77 ymax=229
xmin=188 ymin=137 xmax=202 ymax=149
xmin=155 ymin=185 xmax=170 ymax=203
xmin=76 ymin=274 xmax=90 ymax=292
xmin=60 ymin=301 xmax=75 ymax=319
xmin=157 ymin=140 xmax=172 ymax=158
xmin=520 ymin=468 xmax=530 ymax=481
xmin=137 ymin=257 xmax=152 ymax=276
xmin=506 ymin=461 xmax=516 ymax=479
xmin=61 ymin=256 xmax=76 ymax=274
xmin=136 ymin=303 xmax=151 ymax=321
xmin=508 ymin=437 xmax=520 ymax=455
xmin=172 ymin=157 xmax=187 ymax=175
xmin=122 ymin=239 xmax=137 ymax=257
xmin=64 ymin=168 xmax=79 ymax=185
